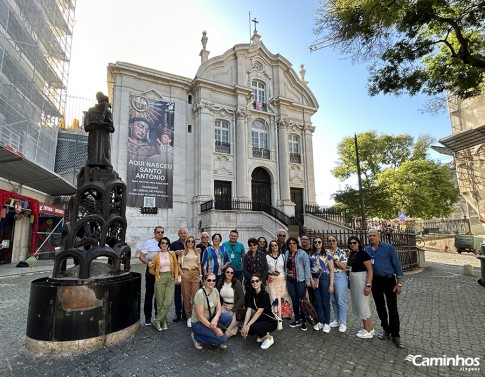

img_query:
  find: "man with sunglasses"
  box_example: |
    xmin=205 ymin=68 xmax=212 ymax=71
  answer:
xmin=222 ymin=230 xmax=245 ymax=281
xmin=276 ymin=229 xmax=288 ymax=253
xmin=170 ymin=227 xmax=188 ymax=322
xmin=139 ymin=226 xmax=164 ymax=326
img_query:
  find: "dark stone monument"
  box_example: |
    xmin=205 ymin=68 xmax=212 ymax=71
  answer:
xmin=26 ymin=93 xmax=141 ymax=354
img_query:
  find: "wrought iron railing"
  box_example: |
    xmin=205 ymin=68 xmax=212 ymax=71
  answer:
xmin=215 ymin=141 xmax=230 ymax=154
xmin=289 ymin=153 xmax=301 ymax=163
xmin=252 ymin=148 xmax=270 ymax=159
xmin=305 ymin=204 xmax=354 ymax=228
xmin=200 ymin=199 xmax=296 ymax=226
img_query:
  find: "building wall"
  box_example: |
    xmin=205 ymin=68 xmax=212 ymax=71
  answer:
xmin=108 ymin=35 xmax=319 ymax=250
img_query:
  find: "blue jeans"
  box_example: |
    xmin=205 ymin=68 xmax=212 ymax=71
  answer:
xmin=314 ymin=273 xmax=331 ymax=325
xmin=330 ymin=272 xmax=347 ymax=324
xmin=286 ymin=278 xmax=306 ymax=322
xmin=192 ymin=312 xmax=232 ymax=345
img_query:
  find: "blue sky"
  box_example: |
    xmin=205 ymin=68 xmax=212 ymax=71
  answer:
xmin=67 ymin=0 xmax=454 ymax=205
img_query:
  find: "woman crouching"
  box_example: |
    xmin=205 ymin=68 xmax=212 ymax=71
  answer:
xmin=240 ymin=273 xmax=278 ymax=350
xmin=190 ymin=273 xmax=232 ymax=349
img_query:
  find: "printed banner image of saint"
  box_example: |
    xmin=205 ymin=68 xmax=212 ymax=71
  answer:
xmin=127 ymin=94 xmax=174 ymax=208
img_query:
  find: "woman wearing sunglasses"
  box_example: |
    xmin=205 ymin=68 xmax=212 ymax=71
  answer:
xmin=216 ymin=265 xmax=244 ymax=337
xmin=191 ymin=273 xmax=232 ymax=350
xmin=327 ymin=235 xmax=348 ymax=333
xmin=309 ymin=236 xmax=334 ymax=333
xmin=347 ymin=236 xmax=374 ymax=338
xmin=285 ymin=237 xmax=311 ymax=331
xmin=180 ymin=235 xmax=202 ymax=328
xmin=240 ymin=273 xmax=278 ymax=349
xmin=242 ymin=238 xmax=268 ymax=298
xmin=150 ymin=237 xmax=179 ymax=332
xmin=266 ymin=240 xmax=293 ymax=320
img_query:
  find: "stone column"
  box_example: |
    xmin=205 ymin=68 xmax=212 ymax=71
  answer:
xmin=277 ymin=119 xmax=295 ymax=216
xmin=303 ymin=124 xmax=317 ymax=205
xmin=235 ymin=108 xmax=249 ymax=199
xmin=193 ymin=103 xmax=213 ymax=201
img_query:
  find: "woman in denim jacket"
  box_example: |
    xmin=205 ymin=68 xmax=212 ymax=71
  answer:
xmin=284 ymin=237 xmax=311 ymax=331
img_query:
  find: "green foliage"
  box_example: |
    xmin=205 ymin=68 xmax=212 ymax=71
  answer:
xmin=331 ymin=132 xmax=459 ymax=219
xmin=315 ymin=0 xmax=485 ymax=99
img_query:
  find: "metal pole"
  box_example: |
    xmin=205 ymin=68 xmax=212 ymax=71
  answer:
xmin=355 ymin=134 xmax=367 ymax=230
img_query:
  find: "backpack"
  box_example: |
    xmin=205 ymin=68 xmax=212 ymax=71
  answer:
xmin=300 ymin=297 xmax=319 ymax=326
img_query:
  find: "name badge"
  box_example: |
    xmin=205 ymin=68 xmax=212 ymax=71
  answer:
xmin=371 ymin=258 xmax=375 ymax=265
xmin=230 ymin=253 xmax=235 ymax=259
xmin=209 ymin=300 xmax=214 ymax=308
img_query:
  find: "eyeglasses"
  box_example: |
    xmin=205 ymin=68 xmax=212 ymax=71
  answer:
xmin=249 ymin=243 xmax=257 ymax=246
xmin=160 ymin=241 xmax=169 ymax=245
xmin=206 ymin=279 xmax=216 ymax=283
xmin=349 ymin=241 xmax=358 ymax=245
xmin=270 ymin=244 xmax=278 ymax=248
xmin=314 ymin=240 xmax=322 ymax=244
xmin=156 ymin=231 xmax=164 ymax=234
xmin=225 ymin=271 xmax=234 ymax=274
xmin=251 ymin=279 xmax=260 ymax=284
xmin=187 ymin=240 xmax=195 ymax=243
xmin=277 ymin=234 xmax=286 ymax=237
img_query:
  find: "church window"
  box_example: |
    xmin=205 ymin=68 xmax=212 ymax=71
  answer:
xmin=251 ymin=120 xmax=269 ymax=159
xmin=215 ymin=120 xmax=230 ymax=153
xmin=252 ymin=80 xmax=267 ymax=111
xmin=288 ymin=134 xmax=301 ymax=163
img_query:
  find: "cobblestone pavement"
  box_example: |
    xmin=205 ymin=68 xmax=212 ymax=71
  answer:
xmin=0 ymin=255 xmax=484 ymax=377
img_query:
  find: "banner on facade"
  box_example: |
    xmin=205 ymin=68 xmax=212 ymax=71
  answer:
xmin=126 ymin=94 xmax=174 ymax=208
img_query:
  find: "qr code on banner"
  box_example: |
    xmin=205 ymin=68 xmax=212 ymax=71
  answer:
xmin=144 ymin=197 xmax=156 ymax=208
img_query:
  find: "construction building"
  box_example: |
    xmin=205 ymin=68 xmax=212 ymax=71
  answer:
xmin=0 ymin=0 xmax=76 ymax=264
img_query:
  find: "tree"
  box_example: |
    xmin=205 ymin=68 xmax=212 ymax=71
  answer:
xmin=331 ymin=132 xmax=459 ymax=219
xmin=378 ymin=160 xmax=460 ymax=219
xmin=314 ymin=0 xmax=485 ymax=99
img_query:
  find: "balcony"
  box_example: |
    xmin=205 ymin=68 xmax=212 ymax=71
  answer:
xmin=289 ymin=153 xmax=301 ymax=163
xmin=252 ymin=148 xmax=270 ymax=159
xmin=215 ymin=140 xmax=230 ymax=154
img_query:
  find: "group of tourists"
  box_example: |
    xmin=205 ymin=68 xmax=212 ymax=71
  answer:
xmin=138 ymin=226 xmax=405 ymax=350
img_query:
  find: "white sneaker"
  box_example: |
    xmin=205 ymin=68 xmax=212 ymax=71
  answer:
xmin=356 ymin=330 xmax=374 ymax=339
xmin=187 ymin=318 xmax=192 ymax=328
xmin=329 ymin=320 xmax=340 ymax=328
xmin=191 ymin=332 xmax=203 ymax=349
xmin=313 ymin=323 xmax=323 ymax=331
xmin=261 ymin=337 xmax=274 ymax=350
xmin=256 ymin=337 xmax=264 ymax=343
xmin=356 ymin=329 xmax=366 ymax=336
xmin=322 ymin=324 xmax=331 ymax=333
xmin=338 ymin=323 xmax=347 ymax=333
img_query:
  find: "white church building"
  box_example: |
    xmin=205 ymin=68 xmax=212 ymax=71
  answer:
xmin=108 ymin=31 xmax=326 ymax=248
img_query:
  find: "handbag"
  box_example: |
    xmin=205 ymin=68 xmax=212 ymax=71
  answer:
xmin=312 ymin=277 xmax=320 ymax=288
xmin=300 ymin=297 xmax=319 ymax=326
xmin=236 ymin=308 xmax=246 ymax=322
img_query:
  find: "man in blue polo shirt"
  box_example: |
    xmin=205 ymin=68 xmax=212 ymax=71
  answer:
xmin=365 ymin=229 xmax=405 ymax=349
xmin=222 ymin=230 xmax=245 ymax=281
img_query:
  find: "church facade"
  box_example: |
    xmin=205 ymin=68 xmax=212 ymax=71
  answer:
xmin=108 ymin=32 xmax=319 ymax=247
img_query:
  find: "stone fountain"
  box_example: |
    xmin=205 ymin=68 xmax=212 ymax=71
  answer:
xmin=26 ymin=93 xmax=141 ymax=354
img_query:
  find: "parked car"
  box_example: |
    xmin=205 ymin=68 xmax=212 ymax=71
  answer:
xmin=454 ymin=235 xmax=485 ymax=254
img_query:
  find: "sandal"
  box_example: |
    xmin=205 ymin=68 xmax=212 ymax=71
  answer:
xmin=377 ymin=331 xmax=390 ymax=340
xmin=392 ymin=336 xmax=405 ymax=349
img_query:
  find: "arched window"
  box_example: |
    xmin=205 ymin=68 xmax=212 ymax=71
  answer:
xmin=251 ymin=120 xmax=269 ymax=159
xmin=288 ymin=134 xmax=301 ymax=163
xmin=252 ymin=80 xmax=267 ymax=111
xmin=215 ymin=120 xmax=230 ymax=153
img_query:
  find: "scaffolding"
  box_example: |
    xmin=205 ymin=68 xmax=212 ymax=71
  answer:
xmin=0 ymin=0 xmax=76 ymax=170
xmin=447 ymin=93 xmax=485 ymax=218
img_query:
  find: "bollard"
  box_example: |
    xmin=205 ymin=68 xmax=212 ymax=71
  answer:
xmin=463 ymin=264 xmax=474 ymax=276
xmin=478 ymin=244 xmax=485 ymax=287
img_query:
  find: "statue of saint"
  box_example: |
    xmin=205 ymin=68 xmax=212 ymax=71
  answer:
xmin=84 ymin=92 xmax=115 ymax=167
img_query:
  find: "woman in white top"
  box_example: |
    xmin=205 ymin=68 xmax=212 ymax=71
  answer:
xmin=266 ymin=240 xmax=293 ymax=320
xmin=216 ymin=265 xmax=244 ymax=337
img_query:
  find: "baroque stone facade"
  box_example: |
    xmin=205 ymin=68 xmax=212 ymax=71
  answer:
xmin=108 ymin=31 xmax=319 ymax=247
